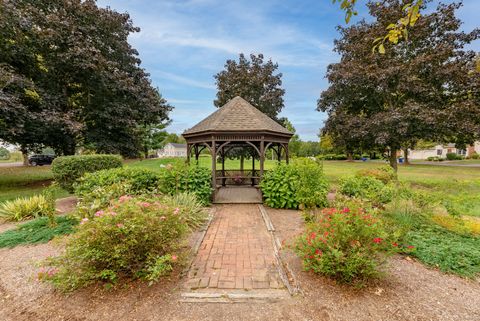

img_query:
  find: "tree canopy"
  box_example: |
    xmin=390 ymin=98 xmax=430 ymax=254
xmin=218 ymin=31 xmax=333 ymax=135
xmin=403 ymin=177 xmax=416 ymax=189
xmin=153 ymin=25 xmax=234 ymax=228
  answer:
xmin=0 ymin=0 xmax=172 ymax=158
xmin=214 ymin=53 xmax=285 ymax=120
xmin=318 ymin=0 xmax=479 ymax=170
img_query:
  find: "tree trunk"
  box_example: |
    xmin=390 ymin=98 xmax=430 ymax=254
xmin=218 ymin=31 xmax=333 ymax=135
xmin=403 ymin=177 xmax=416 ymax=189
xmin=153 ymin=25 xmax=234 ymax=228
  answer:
xmin=347 ymin=152 xmax=354 ymax=162
xmin=389 ymin=149 xmax=398 ymax=172
xmin=20 ymin=146 xmax=29 ymax=166
xmin=402 ymin=148 xmax=410 ymax=165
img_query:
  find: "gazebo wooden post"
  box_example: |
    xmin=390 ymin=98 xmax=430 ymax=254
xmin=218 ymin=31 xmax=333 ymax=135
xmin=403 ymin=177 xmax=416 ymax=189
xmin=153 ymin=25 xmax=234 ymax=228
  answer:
xmin=194 ymin=144 xmax=199 ymax=164
xmin=260 ymin=139 xmax=265 ymax=180
xmin=211 ymin=138 xmax=216 ymax=191
xmin=251 ymin=150 xmax=255 ymax=186
xmin=285 ymin=144 xmax=290 ymax=164
xmin=221 ymin=148 xmax=226 ymax=187
xmin=186 ymin=143 xmax=190 ymax=164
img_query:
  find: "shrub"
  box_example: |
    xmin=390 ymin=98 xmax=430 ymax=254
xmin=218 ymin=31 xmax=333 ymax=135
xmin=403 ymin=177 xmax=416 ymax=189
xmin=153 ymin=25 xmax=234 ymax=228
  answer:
xmin=52 ymin=154 xmax=123 ymax=192
xmin=295 ymin=206 xmax=398 ymax=286
xmin=159 ymin=163 xmax=212 ymax=205
xmin=0 ymin=147 xmax=10 ymax=160
xmin=339 ymin=176 xmax=394 ymax=205
xmin=40 ymin=196 xmax=188 ymax=291
xmin=426 ymin=156 xmax=444 ymax=162
xmin=471 ymin=152 xmax=479 ymax=160
xmin=260 ymin=158 xmax=329 ymax=209
xmin=74 ymin=167 xmax=161 ymax=218
xmin=0 ymin=194 xmax=55 ymax=221
xmin=261 ymin=163 xmax=299 ymax=209
xmin=356 ymin=166 xmax=396 ymax=184
xmin=446 ymin=153 xmax=464 ymax=161
xmin=162 ymin=192 xmax=208 ymax=230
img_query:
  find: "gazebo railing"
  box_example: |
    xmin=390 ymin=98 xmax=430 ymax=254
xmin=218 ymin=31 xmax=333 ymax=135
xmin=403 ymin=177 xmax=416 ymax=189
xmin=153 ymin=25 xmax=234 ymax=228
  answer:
xmin=214 ymin=169 xmax=263 ymax=186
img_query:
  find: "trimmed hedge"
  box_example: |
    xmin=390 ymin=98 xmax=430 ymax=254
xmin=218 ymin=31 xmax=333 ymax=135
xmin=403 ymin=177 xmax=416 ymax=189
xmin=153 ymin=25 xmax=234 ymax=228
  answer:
xmin=52 ymin=155 xmax=123 ymax=192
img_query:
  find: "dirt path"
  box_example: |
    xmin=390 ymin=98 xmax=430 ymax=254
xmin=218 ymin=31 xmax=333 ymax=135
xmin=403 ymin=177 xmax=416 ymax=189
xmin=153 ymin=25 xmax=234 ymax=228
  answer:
xmin=0 ymin=207 xmax=479 ymax=321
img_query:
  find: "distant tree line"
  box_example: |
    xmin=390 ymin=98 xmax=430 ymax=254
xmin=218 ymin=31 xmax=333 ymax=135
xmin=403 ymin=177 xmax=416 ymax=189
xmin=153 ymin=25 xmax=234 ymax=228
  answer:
xmin=0 ymin=0 xmax=172 ymax=164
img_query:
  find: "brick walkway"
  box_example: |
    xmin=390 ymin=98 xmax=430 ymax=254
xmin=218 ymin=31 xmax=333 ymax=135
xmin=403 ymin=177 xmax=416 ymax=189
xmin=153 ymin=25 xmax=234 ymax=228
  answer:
xmin=185 ymin=204 xmax=285 ymax=291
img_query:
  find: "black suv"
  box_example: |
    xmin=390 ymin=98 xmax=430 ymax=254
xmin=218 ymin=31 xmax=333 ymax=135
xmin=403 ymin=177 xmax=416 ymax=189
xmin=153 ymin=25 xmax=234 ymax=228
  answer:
xmin=28 ymin=154 xmax=55 ymax=166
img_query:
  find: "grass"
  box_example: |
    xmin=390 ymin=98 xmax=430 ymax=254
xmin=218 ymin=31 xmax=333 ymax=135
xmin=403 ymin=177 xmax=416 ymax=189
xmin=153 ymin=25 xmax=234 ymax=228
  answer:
xmin=0 ymin=165 xmax=69 ymax=203
xmin=0 ymin=216 xmax=78 ymax=248
xmin=0 ymin=151 xmax=23 ymax=163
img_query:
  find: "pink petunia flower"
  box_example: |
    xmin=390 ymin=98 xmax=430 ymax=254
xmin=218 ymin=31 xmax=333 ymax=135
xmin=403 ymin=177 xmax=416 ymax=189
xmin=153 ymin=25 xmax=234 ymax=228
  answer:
xmin=116 ymin=223 xmax=124 ymax=228
xmin=94 ymin=210 xmax=104 ymax=217
xmin=119 ymin=195 xmax=132 ymax=203
xmin=80 ymin=218 xmax=89 ymax=224
xmin=174 ymin=207 xmax=180 ymax=215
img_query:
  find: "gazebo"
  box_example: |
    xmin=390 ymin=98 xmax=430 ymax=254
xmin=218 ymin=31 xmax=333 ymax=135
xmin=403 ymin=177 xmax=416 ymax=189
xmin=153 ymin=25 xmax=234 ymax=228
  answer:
xmin=182 ymin=96 xmax=293 ymax=202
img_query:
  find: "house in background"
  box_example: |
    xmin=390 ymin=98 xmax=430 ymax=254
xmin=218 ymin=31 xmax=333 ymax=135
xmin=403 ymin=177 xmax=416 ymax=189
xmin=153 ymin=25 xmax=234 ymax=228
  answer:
xmin=157 ymin=143 xmax=187 ymax=158
xmin=407 ymin=141 xmax=480 ymax=160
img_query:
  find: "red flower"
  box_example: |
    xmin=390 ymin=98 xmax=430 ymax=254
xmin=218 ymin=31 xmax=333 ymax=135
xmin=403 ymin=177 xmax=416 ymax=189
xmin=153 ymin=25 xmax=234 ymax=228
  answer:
xmin=407 ymin=245 xmax=415 ymax=249
xmin=310 ymin=232 xmax=317 ymax=240
xmin=373 ymin=237 xmax=383 ymax=244
xmin=392 ymin=242 xmax=398 ymax=247
xmin=342 ymin=207 xmax=350 ymax=213
xmin=315 ymin=249 xmax=323 ymax=256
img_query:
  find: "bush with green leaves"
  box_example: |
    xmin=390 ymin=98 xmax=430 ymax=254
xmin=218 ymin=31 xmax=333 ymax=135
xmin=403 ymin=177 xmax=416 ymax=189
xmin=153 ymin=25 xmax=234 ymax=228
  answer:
xmin=40 ymin=196 xmax=188 ymax=291
xmin=0 ymin=147 xmax=10 ymax=160
xmin=159 ymin=163 xmax=212 ymax=205
xmin=446 ymin=153 xmax=464 ymax=161
xmin=471 ymin=152 xmax=479 ymax=160
xmin=339 ymin=176 xmax=394 ymax=205
xmin=260 ymin=158 xmax=329 ymax=209
xmin=0 ymin=193 xmax=56 ymax=221
xmin=52 ymin=154 xmax=123 ymax=192
xmin=295 ymin=204 xmax=399 ymax=286
xmin=356 ymin=165 xmax=396 ymax=184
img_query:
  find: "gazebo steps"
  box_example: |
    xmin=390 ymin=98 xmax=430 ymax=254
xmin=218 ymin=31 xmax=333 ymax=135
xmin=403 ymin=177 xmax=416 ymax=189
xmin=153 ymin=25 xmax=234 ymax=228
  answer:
xmin=213 ymin=186 xmax=263 ymax=204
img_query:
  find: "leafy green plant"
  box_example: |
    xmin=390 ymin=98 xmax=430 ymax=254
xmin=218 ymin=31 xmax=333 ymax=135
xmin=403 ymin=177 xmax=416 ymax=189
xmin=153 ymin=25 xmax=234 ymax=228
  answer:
xmin=159 ymin=163 xmax=212 ymax=205
xmin=260 ymin=164 xmax=299 ymax=209
xmin=0 ymin=216 xmax=78 ymax=248
xmin=51 ymin=154 xmax=123 ymax=192
xmin=162 ymin=192 xmax=208 ymax=229
xmin=446 ymin=153 xmax=464 ymax=161
xmin=295 ymin=206 xmax=399 ymax=286
xmin=339 ymin=176 xmax=394 ymax=205
xmin=0 ymin=194 xmax=56 ymax=221
xmin=40 ymin=196 xmax=187 ymax=292
xmin=260 ymin=158 xmax=329 ymax=209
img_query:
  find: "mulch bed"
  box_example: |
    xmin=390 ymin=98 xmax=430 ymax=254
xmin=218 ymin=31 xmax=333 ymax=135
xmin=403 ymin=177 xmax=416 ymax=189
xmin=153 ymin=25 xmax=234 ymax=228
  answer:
xmin=0 ymin=207 xmax=479 ymax=321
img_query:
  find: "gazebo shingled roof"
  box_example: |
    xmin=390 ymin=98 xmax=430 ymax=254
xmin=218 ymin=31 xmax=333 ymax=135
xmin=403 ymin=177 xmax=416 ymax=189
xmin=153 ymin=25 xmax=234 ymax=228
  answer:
xmin=183 ymin=96 xmax=292 ymax=136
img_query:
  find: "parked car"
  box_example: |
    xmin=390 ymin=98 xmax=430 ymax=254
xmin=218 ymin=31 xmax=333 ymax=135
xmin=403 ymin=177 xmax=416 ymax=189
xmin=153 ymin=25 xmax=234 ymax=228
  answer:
xmin=28 ymin=154 xmax=56 ymax=166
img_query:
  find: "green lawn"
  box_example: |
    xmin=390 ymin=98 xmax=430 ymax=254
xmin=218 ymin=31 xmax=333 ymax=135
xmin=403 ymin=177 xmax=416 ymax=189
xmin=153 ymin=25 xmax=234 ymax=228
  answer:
xmin=0 ymin=165 xmax=69 ymax=203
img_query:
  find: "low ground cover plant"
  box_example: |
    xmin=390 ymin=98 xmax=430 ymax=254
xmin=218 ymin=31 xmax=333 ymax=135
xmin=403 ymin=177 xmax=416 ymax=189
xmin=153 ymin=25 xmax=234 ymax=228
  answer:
xmin=0 ymin=216 xmax=78 ymax=248
xmin=159 ymin=163 xmax=212 ymax=205
xmin=52 ymin=154 xmax=123 ymax=192
xmin=260 ymin=158 xmax=329 ymax=209
xmin=295 ymin=202 xmax=400 ymax=286
xmin=40 ymin=195 xmax=194 ymax=291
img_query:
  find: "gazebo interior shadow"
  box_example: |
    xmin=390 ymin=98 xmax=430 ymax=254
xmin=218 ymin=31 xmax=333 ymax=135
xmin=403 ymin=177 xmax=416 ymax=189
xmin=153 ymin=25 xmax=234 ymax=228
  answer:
xmin=182 ymin=96 xmax=293 ymax=203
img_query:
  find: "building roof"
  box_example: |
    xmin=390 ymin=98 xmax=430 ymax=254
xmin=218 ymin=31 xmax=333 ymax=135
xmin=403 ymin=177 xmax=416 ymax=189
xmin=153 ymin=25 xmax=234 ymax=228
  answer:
xmin=183 ymin=96 xmax=292 ymax=136
xmin=166 ymin=143 xmax=187 ymax=148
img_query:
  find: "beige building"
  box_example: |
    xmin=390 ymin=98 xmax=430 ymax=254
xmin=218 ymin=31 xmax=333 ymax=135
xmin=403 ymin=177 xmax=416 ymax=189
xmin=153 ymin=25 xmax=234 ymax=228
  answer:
xmin=157 ymin=143 xmax=187 ymax=158
xmin=407 ymin=142 xmax=480 ymax=160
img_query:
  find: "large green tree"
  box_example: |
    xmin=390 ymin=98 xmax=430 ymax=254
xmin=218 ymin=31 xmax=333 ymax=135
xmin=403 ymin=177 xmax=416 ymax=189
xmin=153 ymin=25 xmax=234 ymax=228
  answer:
xmin=0 ymin=0 xmax=172 ymax=160
xmin=214 ymin=53 xmax=285 ymax=120
xmin=318 ymin=0 xmax=479 ymax=171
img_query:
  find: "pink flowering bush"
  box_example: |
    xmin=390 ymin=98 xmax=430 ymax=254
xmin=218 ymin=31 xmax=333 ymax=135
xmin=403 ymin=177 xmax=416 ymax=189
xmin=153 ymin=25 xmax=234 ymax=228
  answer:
xmin=295 ymin=204 xmax=398 ymax=286
xmin=40 ymin=196 xmax=187 ymax=292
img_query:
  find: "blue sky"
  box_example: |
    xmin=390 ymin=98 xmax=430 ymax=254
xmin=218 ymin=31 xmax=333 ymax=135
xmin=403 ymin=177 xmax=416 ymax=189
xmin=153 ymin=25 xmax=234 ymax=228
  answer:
xmin=97 ymin=0 xmax=479 ymax=141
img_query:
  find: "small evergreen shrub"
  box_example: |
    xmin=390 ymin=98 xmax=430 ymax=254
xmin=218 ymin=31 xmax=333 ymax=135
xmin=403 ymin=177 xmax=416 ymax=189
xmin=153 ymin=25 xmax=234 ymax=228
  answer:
xmin=159 ymin=163 xmax=212 ymax=205
xmin=260 ymin=158 xmax=329 ymax=209
xmin=52 ymin=154 xmax=123 ymax=192
xmin=339 ymin=176 xmax=394 ymax=205
xmin=40 ymin=196 xmax=188 ymax=291
xmin=356 ymin=165 xmax=396 ymax=184
xmin=295 ymin=205 xmax=398 ymax=286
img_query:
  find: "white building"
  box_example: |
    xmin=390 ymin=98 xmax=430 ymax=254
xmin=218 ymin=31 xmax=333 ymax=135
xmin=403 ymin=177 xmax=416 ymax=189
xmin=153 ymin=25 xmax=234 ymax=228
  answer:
xmin=157 ymin=143 xmax=187 ymax=158
xmin=407 ymin=142 xmax=480 ymax=160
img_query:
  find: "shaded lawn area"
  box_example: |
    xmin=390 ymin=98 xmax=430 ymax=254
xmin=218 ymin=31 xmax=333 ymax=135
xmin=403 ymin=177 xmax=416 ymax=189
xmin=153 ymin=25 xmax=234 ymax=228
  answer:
xmin=0 ymin=165 xmax=69 ymax=203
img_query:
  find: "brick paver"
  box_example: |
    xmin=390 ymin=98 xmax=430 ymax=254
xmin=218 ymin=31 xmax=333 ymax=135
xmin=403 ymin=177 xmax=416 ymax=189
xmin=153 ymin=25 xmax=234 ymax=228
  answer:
xmin=186 ymin=204 xmax=285 ymax=291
